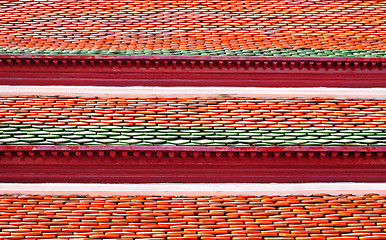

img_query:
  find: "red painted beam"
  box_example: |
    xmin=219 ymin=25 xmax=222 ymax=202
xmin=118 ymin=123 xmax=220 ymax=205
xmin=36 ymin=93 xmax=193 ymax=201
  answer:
xmin=0 ymin=145 xmax=385 ymax=152
xmin=0 ymin=146 xmax=385 ymax=183
xmin=0 ymin=55 xmax=384 ymax=87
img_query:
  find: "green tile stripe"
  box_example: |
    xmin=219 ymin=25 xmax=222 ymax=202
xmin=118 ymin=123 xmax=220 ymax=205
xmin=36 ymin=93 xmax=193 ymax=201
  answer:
xmin=0 ymin=48 xmax=385 ymax=58
xmin=1 ymin=125 xmax=386 ymax=146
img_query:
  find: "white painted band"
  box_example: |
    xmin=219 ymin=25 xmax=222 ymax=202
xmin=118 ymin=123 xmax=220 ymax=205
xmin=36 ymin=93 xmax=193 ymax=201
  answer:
xmin=0 ymin=183 xmax=385 ymax=196
xmin=0 ymin=86 xmax=386 ymax=98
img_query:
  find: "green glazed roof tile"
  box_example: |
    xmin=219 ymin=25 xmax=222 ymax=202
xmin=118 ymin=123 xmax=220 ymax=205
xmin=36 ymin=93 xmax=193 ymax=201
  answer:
xmin=58 ymin=142 xmax=79 ymax=145
xmin=287 ymin=132 xmax=307 ymax=137
xmin=321 ymin=136 xmax=342 ymax=140
xmin=110 ymin=142 xmax=128 ymax=145
xmin=85 ymin=142 xmax=104 ymax=145
xmin=0 ymin=125 xmax=385 ymax=146
xmin=190 ymin=127 xmax=213 ymax=130
xmin=170 ymin=127 xmax=190 ymax=130
xmin=206 ymin=135 xmax=227 ymax=140
xmin=88 ymin=134 xmax=108 ymax=139
xmin=18 ymin=137 xmax=45 ymax=142
xmin=62 ymin=135 xmax=84 ymax=139
xmin=20 ymin=127 xmax=41 ymax=131
xmin=44 ymin=128 xmax=64 ymax=132
xmin=229 ymin=143 xmax=251 ymax=146
xmin=367 ymin=135 xmax=386 ymax=139
xmin=58 ymin=132 xmax=76 ymax=136
xmin=7 ymin=131 xmax=26 ymax=135
xmin=7 ymin=141 xmax=30 ymax=145
xmin=111 ymin=128 xmax=133 ymax=132
xmin=290 ymin=140 xmax=308 ymax=145
xmin=0 ymin=127 xmax=18 ymax=132
xmin=27 ymin=131 xmax=50 ymax=135
xmin=144 ymin=139 xmax=167 ymax=144
xmin=169 ymin=140 xmax=190 ymax=145
xmin=122 ymin=132 xmax=143 ymax=136
xmin=43 ymin=134 xmax=62 ymax=139
xmin=101 ymin=126 xmax=123 ymax=130
xmin=144 ymin=132 xmax=167 ymax=136
xmin=193 ymin=139 xmax=214 ymax=145
xmin=120 ymin=139 xmax=142 ymax=144
xmin=216 ymin=132 xmax=239 ymax=136
xmin=111 ymin=135 xmax=131 ymax=140
xmin=251 ymin=136 xmax=273 ymax=140
xmin=1 ymin=48 xmax=386 ymax=58
xmin=311 ymin=139 xmax=332 ymax=144
xmin=133 ymin=135 xmax=154 ymax=140
xmin=300 ymin=142 xmax=322 ymax=146
xmin=156 ymin=135 xmax=179 ymax=140
xmin=136 ymin=128 xmax=156 ymax=133
xmin=264 ymin=140 xmax=286 ymax=144
xmin=72 ymin=139 xmax=94 ymax=144
xmin=202 ymin=130 xmax=224 ymax=134
xmin=47 ymin=138 xmax=71 ymax=144
xmin=169 ymin=132 xmax=190 ymax=136
xmin=78 ymin=126 xmax=100 ymax=129
xmin=135 ymin=143 xmax=153 ymax=146
xmin=238 ymin=139 xmax=262 ymax=144
xmin=15 ymin=134 xmax=35 ymax=138
xmin=180 ymin=135 xmax=204 ymax=140
xmin=276 ymin=136 xmax=297 ymax=140
xmin=34 ymin=141 xmax=55 ymax=145
xmin=216 ymin=139 xmax=238 ymax=144
xmin=8 ymin=125 xmax=31 ymax=129
xmin=56 ymin=125 xmax=77 ymax=129
xmin=346 ymin=136 xmax=365 ymax=140
xmin=0 ymin=138 xmax=20 ymax=143
xmin=357 ymin=139 xmax=378 ymax=144
xmin=95 ymin=139 xmax=118 ymax=144
xmin=297 ymin=136 xmax=319 ymax=140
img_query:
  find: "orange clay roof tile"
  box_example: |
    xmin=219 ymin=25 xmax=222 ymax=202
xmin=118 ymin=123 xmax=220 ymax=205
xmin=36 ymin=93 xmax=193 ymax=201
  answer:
xmin=0 ymin=97 xmax=385 ymax=128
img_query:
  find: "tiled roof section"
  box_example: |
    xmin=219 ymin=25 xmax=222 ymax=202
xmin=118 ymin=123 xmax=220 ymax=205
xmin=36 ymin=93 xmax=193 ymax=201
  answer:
xmin=0 ymin=0 xmax=385 ymax=56
xmin=1 ymin=125 xmax=386 ymax=146
xmin=1 ymin=97 xmax=385 ymax=128
xmin=0 ymin=195 xmax=385 ymax=239
xmin=1 ymin=48 xmax=386 ymax=58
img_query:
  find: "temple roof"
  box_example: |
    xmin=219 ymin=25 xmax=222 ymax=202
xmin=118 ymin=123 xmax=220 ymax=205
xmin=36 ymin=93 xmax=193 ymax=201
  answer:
xmin=0 ymin=96 xmax=385 ymax=146
xmin=0 ymin=0 xmax=385 ymax=57
xmin=0 ymin=194 xmax=385 ymax=239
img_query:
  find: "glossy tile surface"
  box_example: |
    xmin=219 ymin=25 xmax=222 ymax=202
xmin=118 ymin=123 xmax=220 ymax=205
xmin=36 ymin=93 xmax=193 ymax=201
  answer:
xmin=0 ymin=195 xmax=385 ymax=239
xmin=1 ymin=97 xmax=385 ymax=127
xmin=0 ymin=0 xmax=385 ymax=56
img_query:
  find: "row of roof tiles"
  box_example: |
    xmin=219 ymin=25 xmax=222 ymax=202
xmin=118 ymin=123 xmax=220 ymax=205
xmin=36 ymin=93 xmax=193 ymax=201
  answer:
xmin=0 ymin=97 xmax=385 ymax=128
xmin=0 ymin=0 xmax=385 ymax=53
xmin=0 ymin=194 xmax=385 ymax=239
xmin=1 ymin=48 xmax=385 ymax=58
xmin=1 ymin=125 xmax=386 ymax=146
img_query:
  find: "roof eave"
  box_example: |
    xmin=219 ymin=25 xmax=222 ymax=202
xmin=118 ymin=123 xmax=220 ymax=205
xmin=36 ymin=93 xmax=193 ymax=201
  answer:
xmin=1 ymin=145 xmax=385 ymax=183
xmin=0 ymin=54 xmax=385 ymax=87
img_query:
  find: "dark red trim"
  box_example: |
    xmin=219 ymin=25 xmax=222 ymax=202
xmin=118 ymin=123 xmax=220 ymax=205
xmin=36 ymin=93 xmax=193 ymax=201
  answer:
xmin=0 ymin=55 xmax=384 ymax=87
xmin=2 ymin=54 xmax=385 ymax=62
xmin=0 ymin=146 xmax=385 ymax=183
xmin=1 ymin=145 xmax=385 ymax=152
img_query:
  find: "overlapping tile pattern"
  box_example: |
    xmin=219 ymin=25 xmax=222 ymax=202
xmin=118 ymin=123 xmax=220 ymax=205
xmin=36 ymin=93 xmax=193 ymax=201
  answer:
xmin=0 ymin=97 xmax=385 ymax=128
xmin=0 ymin=96 xmax=385 ymax=146
xmin=1 ymin=48 xmax=385 ymax=58
xmin=0 ymin=0 xmax=385 ymax=56
xmin=0 ymin=195 xmax=385 ymax=239
xmin=1 ymin=125 xmax=386 ymax=146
